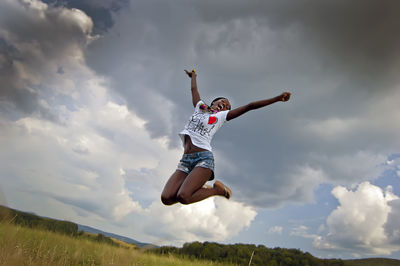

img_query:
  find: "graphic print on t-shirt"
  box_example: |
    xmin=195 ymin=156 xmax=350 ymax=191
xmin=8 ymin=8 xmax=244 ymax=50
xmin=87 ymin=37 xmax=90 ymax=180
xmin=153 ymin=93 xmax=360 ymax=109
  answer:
xmin=186 ymin=112 xmax=216 ymax=137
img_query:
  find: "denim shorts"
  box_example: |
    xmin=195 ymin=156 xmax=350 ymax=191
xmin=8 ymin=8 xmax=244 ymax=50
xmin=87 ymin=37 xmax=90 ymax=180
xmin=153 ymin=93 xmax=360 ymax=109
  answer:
xmin=177 ymin=151 xmax=215 ymax=180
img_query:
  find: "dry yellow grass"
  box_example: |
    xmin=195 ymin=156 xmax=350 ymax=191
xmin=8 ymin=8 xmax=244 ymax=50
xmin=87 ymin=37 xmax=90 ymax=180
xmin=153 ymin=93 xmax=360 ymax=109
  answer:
xmin=0 ymin=222 xmax=228 ymax=266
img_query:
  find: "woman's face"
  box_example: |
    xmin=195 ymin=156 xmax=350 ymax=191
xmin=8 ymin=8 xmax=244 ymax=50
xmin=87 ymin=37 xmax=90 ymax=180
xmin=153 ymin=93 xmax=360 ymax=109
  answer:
xmin=211 ymin=98 xmax=231 ymax=111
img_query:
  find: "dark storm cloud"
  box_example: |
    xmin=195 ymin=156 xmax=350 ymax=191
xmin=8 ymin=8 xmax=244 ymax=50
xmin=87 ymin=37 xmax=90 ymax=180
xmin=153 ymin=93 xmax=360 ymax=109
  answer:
xmin=0 ymin=0 xmax=93 ymax=120
xmin=84 ymin=0 xmax=400 ymax=207
xmin=194 ymin=0 xmax=400 ymax=74
xmin=85 ymin=0 xmax=196 ymax=143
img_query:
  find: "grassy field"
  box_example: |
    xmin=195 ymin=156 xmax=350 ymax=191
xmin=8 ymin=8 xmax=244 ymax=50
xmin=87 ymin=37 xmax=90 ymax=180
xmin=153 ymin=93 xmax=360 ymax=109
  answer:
xmin=1 ymin=216 xmax=399 ymax=266
xmin=0 ymin=222 xmax=228 ymax=266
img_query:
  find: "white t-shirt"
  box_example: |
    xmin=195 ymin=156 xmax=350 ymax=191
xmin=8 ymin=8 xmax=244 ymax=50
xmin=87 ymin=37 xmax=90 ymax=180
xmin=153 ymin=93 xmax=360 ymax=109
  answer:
xmin=179 ymin=100 xmax=229 ymax=152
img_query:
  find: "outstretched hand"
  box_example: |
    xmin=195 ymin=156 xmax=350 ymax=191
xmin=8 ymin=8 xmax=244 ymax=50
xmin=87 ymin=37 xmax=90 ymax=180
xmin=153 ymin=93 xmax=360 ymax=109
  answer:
xmin=279 ymin=92 xmax=291 ymax=102
xmin=184 ymin=69 xmax=196 ymax=78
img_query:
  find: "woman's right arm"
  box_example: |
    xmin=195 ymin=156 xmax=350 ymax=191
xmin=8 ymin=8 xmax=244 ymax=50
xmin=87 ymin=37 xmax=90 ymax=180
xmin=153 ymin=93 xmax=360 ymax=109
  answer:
xmin=184 ymin=69 xmax=201 ymax=107
xmin=226 ymin=92 xmax=291 ymax=121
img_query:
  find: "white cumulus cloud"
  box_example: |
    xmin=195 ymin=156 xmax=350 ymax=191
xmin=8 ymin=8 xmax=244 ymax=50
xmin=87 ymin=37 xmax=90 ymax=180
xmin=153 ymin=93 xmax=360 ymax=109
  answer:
xmin=140 ymin=197 xmax=257 ymax=246
xmin=314 ymin=182 xmax=400 ymax=256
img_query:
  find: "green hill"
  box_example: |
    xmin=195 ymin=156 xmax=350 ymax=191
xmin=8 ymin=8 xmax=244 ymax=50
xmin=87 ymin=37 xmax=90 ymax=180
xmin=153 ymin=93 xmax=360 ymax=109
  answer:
xmin=0 ymin=205 xmax=78 ymax=236
xmin=0 ymin=205 xmax=150 ymax=247
xmin=0 ymin=205 xmax=133 ymax=249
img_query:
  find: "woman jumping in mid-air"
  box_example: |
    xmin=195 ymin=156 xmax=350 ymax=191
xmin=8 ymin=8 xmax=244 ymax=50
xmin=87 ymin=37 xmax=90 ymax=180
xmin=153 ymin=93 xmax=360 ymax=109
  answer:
xmin=161 ymin=69 xmax=291 ymax=205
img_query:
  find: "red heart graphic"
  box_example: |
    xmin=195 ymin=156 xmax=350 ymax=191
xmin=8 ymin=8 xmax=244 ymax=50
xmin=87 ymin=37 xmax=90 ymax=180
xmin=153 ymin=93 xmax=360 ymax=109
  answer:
xmin=208 ymin=116 xmax=217 ymax=124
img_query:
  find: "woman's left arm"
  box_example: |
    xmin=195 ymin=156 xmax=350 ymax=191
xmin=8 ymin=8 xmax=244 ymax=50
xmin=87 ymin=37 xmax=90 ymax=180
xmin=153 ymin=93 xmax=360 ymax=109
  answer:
xmin=226 ymin=92 xmax=291 ymax=121
xmin=184 ymin=69 xmax=201 ymax=107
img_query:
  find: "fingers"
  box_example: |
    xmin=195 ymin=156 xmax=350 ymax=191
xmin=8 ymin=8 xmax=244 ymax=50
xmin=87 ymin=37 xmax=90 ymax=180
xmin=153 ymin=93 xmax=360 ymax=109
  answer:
xmin=184 ymin=69 xmax=192 ymax=78
xmin=184 ymin=69 xmax=196 ymax=78
xmin=281 ymin=92 xmax=291 ymax=102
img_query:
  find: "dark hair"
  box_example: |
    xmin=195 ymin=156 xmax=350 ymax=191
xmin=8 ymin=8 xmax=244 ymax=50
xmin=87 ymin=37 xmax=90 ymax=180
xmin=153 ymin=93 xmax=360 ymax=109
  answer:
xmin=210 ymin=97 xmax=231 ymax=110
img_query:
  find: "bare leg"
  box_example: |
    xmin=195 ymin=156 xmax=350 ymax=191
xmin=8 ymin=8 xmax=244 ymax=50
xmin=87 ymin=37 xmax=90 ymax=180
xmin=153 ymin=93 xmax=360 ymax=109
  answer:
xmin=161 ymin=170 xmax=188 ymax=205
xmin=176 ymin=167 xmax=230 ymax=204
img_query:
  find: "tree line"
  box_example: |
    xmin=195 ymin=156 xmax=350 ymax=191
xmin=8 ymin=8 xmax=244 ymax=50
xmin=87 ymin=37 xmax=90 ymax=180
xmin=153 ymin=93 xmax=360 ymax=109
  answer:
xmin=150 ymin=241 xmax=344 ymax=266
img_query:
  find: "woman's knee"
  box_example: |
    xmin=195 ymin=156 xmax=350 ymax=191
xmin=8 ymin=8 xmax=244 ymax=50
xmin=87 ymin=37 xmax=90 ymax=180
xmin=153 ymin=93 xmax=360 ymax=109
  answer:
xmin=176 ymin=191 xmax=191 ymax=205
xmin=161 ymin=194 xmax=176 ymax=206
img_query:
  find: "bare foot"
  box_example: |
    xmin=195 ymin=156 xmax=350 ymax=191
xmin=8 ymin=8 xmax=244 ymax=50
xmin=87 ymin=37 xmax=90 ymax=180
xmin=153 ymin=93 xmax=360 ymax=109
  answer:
xmin=213 ymin=181 xmax=232 ymax=199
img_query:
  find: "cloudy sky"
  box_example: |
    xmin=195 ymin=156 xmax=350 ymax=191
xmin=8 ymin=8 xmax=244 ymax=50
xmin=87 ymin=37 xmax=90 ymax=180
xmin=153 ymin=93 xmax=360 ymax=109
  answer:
xmin=1 ymin=0 xmax=400 ymax=259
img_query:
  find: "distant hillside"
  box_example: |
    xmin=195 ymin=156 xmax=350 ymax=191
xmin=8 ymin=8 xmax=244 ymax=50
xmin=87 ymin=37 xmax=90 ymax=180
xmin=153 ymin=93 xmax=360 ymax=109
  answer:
xmin=78 ymin=224 xmax=155 ymax=248
xmin=0 ymin=205 xmax=78 ymax=236
xmin=0 ymin=205 xmax=153 ymax=248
